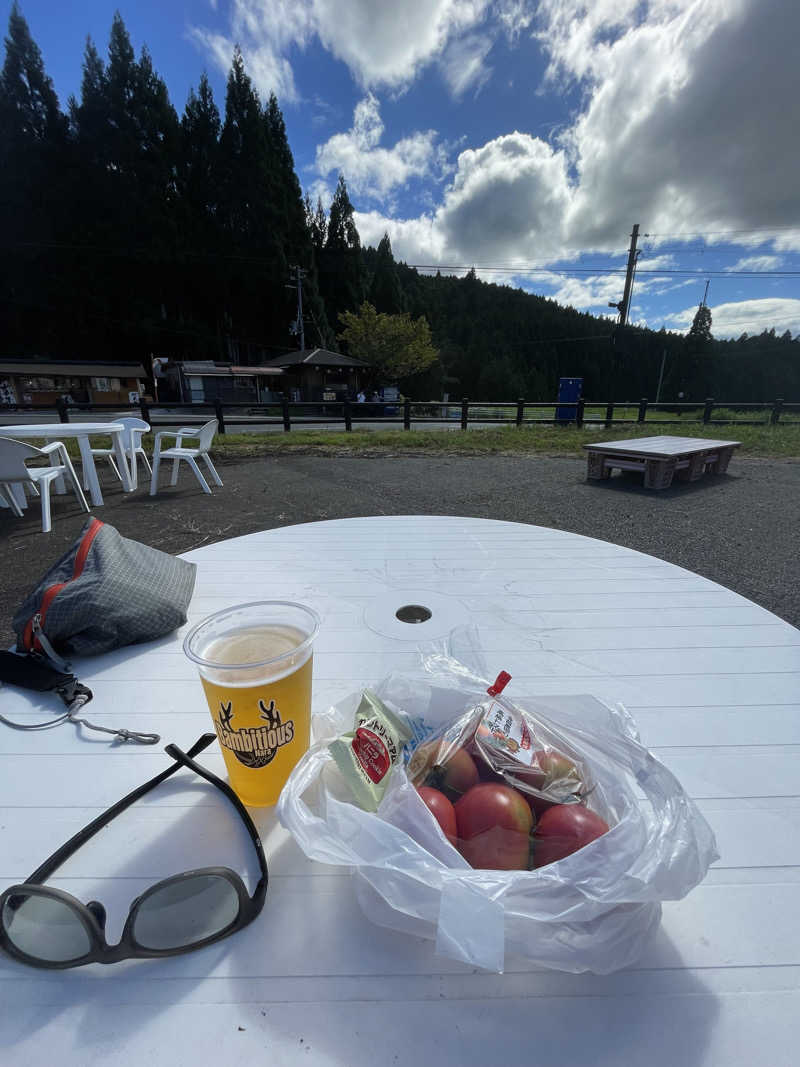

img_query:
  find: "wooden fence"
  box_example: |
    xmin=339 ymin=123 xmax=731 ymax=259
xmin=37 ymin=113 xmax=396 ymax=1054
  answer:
xmin=2 ymin=395 xmax=798 ymax=434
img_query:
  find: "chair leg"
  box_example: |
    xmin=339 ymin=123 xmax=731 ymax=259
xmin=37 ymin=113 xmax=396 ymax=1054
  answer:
xmin=149 ymin=451 xmax=161 ymax=496
xmin=202 ymin=454 xmax=223 ymax=487
xmin=40 ymin=478 xmax=53 ymax=533
xmin=60 ymin=452 xmax=91 ymax=514
xmin=170 ymin=458 xmax=181 ymax=486
xmin=139 ymin=449 xmax=152 ymax=474
xmin=187 ymin=457 xmax=212 ymax=494
xmin=0 ymin=483 xmax=24 ymax=517
xmin=107 ymin=454 xmax=121 ymax=480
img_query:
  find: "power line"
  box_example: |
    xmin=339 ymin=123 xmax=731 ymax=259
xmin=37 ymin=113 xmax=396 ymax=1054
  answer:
xmin=408 ymin=264 xmax=800 ymax=277
xmin=5 ymin=238 xmax=798 ymax=277
xmin=643 ymin=225 xmax=800 ymax=237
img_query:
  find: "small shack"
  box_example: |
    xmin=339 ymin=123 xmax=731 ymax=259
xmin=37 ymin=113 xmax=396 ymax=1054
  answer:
xmin=262 ymin=349 xmax=368 ymax=401
xmin=173 ymin=361 xmax=285 ymax=404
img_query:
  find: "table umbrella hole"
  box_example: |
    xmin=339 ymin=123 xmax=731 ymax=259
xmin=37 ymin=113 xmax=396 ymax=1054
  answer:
xmin=395 ymin=605 xmax=432 ymax=624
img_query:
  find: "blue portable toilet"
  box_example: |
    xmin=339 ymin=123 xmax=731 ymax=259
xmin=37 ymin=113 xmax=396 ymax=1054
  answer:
xmin=556 ymin=377 xmax=583 ymax=423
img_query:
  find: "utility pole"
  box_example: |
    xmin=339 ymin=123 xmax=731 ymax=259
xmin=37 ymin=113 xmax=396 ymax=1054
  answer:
xmin=607 ymin=224 xmax=640 ymax=326
xmin=287 ymin=265 xmax=306 ymax=351
xmin=655 ymin=348 xmax=667 ymax=404
xmin=619 ymin=223 xmax=640 ymax=326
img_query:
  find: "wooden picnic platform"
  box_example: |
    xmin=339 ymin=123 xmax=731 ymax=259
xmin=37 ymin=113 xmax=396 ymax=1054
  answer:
xmin=584 ymin=435 xmax=741 ymax=489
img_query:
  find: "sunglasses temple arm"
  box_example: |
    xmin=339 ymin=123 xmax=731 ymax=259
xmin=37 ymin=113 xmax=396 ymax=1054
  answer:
xmin=25 ymin=733 xmax=219 ymax=886
xmin=165 ymin=743 xmax=269 ymax=900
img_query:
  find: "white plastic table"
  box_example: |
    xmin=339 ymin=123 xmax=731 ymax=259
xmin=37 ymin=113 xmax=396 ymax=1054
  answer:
xmin=0 ymin=422 xmax=132 ymax=507
xmin=1 ymin=516 xmax=798 ymax=1066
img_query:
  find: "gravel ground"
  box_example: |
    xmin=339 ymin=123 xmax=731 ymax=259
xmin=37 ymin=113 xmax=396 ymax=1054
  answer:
xmin=1 ymin=453 xmax=798 ymax=646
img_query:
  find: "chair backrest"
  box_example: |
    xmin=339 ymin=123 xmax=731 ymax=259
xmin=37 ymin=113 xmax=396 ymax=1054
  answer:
xmin=0 ymin=436 xmax=44 ymax=481
xmin=197 ymin=419 xmax=218 ymax=452
xmin=116 ymin=416 xmax=150 ymax=450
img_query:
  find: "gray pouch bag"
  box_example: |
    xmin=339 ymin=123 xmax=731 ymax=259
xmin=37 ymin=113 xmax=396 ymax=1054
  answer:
xmin=1 ymin=519 xmax=196 ymax=745
xmin=13 ymin=518 xmax=196 ymax=657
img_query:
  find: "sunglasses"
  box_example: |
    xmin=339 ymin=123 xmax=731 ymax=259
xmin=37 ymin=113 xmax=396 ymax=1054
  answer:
xmin=0 ymin=734 xmax=268 ymax=969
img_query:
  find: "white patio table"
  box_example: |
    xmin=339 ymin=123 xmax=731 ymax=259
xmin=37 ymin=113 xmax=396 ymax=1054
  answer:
xmin=1 ymin=516 xmax=798 ymax=1066
xmin=0 ymin=422 xmax=133 ymax=507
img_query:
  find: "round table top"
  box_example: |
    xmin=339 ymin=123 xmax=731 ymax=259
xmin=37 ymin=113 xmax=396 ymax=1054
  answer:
xmin=1 ymin=515 xmax=798 ymax=1066
xmin=0 ymin=421 xmax=125 ymax=437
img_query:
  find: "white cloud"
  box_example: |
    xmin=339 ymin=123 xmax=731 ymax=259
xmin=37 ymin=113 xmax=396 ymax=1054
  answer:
xmin=355 ymin=209 xmax=447 ymax=264
xmin=772 ymin=231 xmax=800 ymax=253
xmin=314 ymin=95 xmax=449 ymax=200
xmin=534 ymin=271 xmax=626 ymax=311
xmin=667 ymin=298 xmax=800 ymax=338
xmin=439 ymin=33 xmax=495 ymax=98
xmin=724 ymin=255 xmax=784 ymax=272
xmin=188 ymin=0 xmax=315 ymax=103
xmin=549 ymin=0 xmax=800 ymax=250
xmin=320 ymin=2 xmax=799 ymax=280
xmin=190 ymin=0 xmax=508 ymax=99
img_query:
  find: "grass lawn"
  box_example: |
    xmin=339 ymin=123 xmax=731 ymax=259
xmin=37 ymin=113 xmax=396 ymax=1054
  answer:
xmin=45 ymin=417 xmax=800 ymax=463
xmin=210 ymin=420 xmax=800 ymax=458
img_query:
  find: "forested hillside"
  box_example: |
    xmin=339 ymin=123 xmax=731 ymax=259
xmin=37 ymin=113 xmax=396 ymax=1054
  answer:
xmin=2 ymin=7 xmax=797 ymax=401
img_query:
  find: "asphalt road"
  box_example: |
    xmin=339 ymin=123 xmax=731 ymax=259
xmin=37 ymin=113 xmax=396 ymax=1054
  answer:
xmin=1 ymin=453 xmax=798 ymax=650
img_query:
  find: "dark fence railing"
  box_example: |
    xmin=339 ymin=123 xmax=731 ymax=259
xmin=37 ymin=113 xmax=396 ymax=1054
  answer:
xmin=1 ymin=395 xmax=797 ymax=435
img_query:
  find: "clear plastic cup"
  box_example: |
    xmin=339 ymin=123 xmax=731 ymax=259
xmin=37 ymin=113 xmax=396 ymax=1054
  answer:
xmin=184 ymin=601 xmax=320 ymax=806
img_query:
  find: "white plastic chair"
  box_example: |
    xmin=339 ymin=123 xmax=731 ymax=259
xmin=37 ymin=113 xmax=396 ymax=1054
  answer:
xmin=149 ymin=419 xmax=222 ymax=496
xmin=0 ymin=436 xmax=90 ymax=533
xmin=85 ymin=416 xmax=151 ymax=489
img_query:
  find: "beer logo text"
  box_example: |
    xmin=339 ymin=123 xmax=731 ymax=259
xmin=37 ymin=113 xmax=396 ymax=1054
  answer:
xmin=215 ymin=699 xmax=294 ymax=768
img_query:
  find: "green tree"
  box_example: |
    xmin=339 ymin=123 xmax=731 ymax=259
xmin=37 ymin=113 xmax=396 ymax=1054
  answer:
xmin=338 ymin=301 xmax=438 ymax=381
xmin=180 ymin=73 xmax=221 ymax=228
xmin=305 ymin=194 xmax=327 ymax=252
xmin=368 ymin=233 xmax=404 ymax=314
xmin=0 ymin=3 xmax=68 ymax=354
xmin=0 ymin=2 xmax=64 ymax=144
xmin=218 ymin=46 xmax=287 ymax=358
xmin=318 ymin=175 xmax=364 ymax=331
xmin=687 ymin=303 xmax=713 ymax=350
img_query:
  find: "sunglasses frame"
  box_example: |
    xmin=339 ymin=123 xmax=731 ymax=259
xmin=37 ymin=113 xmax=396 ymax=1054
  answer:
xmin=0 ymin=734 xmax=268 ymax=969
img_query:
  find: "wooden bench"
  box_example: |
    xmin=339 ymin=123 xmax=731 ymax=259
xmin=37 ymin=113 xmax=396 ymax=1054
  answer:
xmin=584 ymin=435 xmax=741 ymax=490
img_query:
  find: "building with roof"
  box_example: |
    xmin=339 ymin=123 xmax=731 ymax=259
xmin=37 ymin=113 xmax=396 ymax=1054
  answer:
xmin=0 ymin=359 xmax=147 ymax=408
xmin=262 ymin=348 xmax=368 ymax=401
xmin=169 ymin=361 xmax=285 ymax=404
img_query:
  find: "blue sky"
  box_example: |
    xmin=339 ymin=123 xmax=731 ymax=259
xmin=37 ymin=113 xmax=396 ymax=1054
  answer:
xmin=15 ymin=0 xmax=800 ymax=338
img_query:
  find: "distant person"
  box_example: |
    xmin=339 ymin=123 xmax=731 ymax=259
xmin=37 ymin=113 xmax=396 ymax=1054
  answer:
xmin=357 ymin=390 xmax=366 ymax=403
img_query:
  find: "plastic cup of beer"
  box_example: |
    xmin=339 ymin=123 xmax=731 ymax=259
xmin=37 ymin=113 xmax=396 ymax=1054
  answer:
xmin=183 ymin=601 xmax=320 ymax=806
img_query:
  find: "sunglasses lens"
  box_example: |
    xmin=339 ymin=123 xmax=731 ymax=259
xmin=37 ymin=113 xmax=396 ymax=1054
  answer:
xmin=132 ymin=874 xmax=241 ymax=951
xmin=2 ymin=891 xmax=92 ymax=963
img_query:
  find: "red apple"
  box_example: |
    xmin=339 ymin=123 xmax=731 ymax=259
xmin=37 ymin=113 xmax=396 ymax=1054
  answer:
xmin=532 ymin=803 xmax=609 ymax=868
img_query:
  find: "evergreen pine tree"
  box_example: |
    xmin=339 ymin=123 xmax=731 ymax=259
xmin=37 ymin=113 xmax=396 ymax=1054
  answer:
xmin=0 ymin=2 xmax=65 ymax=144
xmin=368 ymin=233 xmax=404 ymax=314
xmin=319 ymin=174 xmax=364 ymax=333
xmin=0 ymin=3 xmax=67 ymax=353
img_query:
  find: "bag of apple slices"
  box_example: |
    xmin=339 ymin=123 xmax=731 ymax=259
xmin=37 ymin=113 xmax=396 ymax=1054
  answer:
xmin=279 ymin=639 xmax=718 ymax=976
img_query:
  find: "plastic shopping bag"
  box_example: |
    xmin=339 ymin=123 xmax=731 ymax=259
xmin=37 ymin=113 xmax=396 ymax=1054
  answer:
xmin=278 ymin=635 xmax=718 ymax=974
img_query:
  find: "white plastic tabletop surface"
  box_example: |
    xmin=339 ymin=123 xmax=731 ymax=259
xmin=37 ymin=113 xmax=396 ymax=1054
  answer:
xmin=1 ymin=515 xmax=799 ymax=1066
xmin=0 ymin=422 xmax=125 ymax=437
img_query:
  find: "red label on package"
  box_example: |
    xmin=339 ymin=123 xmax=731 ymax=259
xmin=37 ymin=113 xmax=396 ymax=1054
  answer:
xmin=352 ymin=726 xmax=391 ymax=783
